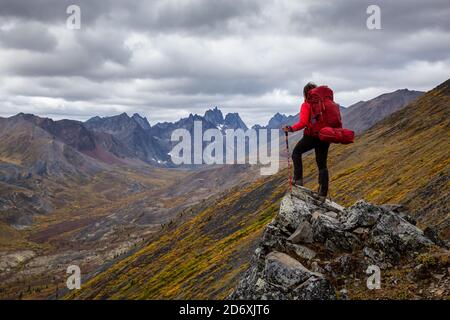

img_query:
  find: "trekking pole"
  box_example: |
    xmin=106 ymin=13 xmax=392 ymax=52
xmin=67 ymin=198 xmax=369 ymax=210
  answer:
xmin=285 ymin=131 xmax=292 ymax=194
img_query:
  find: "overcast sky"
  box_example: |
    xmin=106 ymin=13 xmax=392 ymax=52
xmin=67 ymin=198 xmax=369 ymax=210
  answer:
xmin=0 ymin=0 xmax=449 ymax=126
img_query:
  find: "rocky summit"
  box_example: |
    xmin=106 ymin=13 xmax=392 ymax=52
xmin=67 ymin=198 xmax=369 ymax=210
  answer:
xmin=230 ymin=187 xmax=448 ymax=300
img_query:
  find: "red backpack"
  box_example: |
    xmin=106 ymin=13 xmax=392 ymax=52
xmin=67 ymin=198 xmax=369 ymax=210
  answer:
xmin=307 ymin=86 xmax=354 ymax=144
xmin=319 ymin=127 xmax=355 ymax=145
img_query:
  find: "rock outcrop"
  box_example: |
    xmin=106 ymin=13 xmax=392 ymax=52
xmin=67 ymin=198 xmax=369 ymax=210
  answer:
xmin=230 ymin=187 xmax=447 ymax=300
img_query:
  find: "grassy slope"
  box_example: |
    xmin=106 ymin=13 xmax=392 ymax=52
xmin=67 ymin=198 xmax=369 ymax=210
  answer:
xmin=67 ymin=174 xmax=287 ymax=299
xmin=68 ymin=80 xmax=449 ymax=300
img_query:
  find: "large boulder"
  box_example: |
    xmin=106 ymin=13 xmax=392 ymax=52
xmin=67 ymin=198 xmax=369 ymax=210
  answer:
xmin=264 ymin=252 xmax=314 ymax=288
xmin=312 ymin=213 xmax=361 ymax=252
xmin=231 ymin=251 xmax=336 ymax=300
xmin=369 ymin=211 xmax=433 ymax=261
xmin=342 ymin=200 xmax=383 ymax=230
xmin=230 ymin=187 xmax=437 ymax=300
xmin=277 ymin=194 xmax=313 ymax=232
xmin=287 ymin=243 xmax=317 ymax=260
xmin=293 ymin=276 xmax=336 ymax=300
xmin=287 ymin=219 xmax=314 ymax=244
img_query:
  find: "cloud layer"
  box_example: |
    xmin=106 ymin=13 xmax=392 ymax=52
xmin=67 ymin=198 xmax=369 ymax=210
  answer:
xmin=0 ymin=0 xmax=449 ymax=126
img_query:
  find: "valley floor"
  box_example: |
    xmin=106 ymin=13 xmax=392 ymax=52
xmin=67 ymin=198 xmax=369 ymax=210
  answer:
xmin=0 ymin=164 xmax=257 ymax=299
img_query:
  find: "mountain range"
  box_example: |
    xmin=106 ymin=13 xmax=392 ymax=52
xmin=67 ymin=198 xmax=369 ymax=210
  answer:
xmin=1 ymin=81 xmax=446 ymax=300
xmin=0 ymin=108 xmax=249 ymax=172
xmin=0 ymin=88 xmax=423 ymax=175
xmin=64 ymin=79 xmax=449 ymax=300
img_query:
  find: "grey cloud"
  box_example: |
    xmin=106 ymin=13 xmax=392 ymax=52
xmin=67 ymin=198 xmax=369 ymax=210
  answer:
xmin=0 ymin=21 xmax=57 ymax=52
xmin=125 ymin=0 xmax=263 ymax=34
xmin=3 ymin=27 xmax=132 ymax=78
xmin=0 ymin=0 xmax=449 ymax=127
xmin=0 ymin=0 xmax=263 ymax=35
xmin=0 ymin=0 xmax=113 ymax=25
xmin=290 ymin=0 xmax=450 ymax=34
xmin=76 ymin=29 xmax=132 ymax=66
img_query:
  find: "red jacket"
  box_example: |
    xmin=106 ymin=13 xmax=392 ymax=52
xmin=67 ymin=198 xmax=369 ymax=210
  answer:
xmin=291 ymin=101 xmax=311 ymax=134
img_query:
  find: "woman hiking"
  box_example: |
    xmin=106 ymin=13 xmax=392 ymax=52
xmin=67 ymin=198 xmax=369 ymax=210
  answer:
xmin=283 ymin=82 xmax=331 ymax=201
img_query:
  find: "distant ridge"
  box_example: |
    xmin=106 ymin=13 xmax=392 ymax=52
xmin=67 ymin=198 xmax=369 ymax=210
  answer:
xmin=341 ymin=88 xmax=424 ymax=134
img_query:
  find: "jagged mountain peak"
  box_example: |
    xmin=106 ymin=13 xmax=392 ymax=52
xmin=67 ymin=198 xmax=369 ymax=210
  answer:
xmin=11 ymin=112 xmax=48 ymax=123
xmin=11 ymin=112 xmax=90 ymax=136
xmin=87 ymin=115 xmax=101 ymax=122
xmin=224 ymin=112 xmax=248 ymax=130
xmin=273 ymin=112 xmax=287 ymax=119
xmin=83 ymin=112 xmax=168 ymax=165
xmin=131 ymin=113 xmax=151 ymax=130
xmin=86 ymin=112 xmax=138 ymax=131
xmin=204 ymin=106 xmax=224 ymax=126
xmin=187 ymin=113 xmax=204 ymax=121
xmin=12 ymin=112 xmax=32 ymax=118
xmin=267 ymin=112 xmax=288 ymax=129
xmin=169 ymin=108 xmax=248 ymax=132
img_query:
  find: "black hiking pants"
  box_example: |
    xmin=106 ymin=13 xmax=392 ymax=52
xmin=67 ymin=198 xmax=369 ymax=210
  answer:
xmin=292 ymin=134 xmax=330 ymax=195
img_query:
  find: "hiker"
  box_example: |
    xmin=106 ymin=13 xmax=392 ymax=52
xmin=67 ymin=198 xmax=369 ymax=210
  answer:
xmin=282 ymin=82 xmax=331 ymax=201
